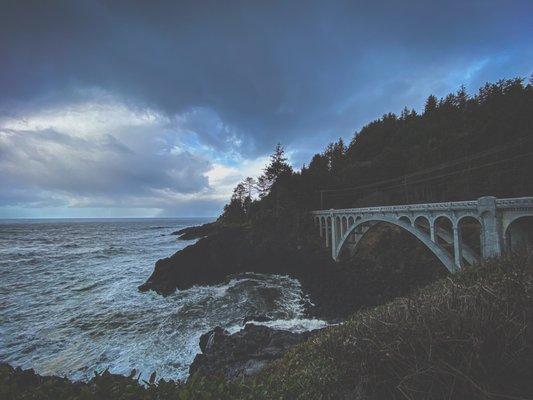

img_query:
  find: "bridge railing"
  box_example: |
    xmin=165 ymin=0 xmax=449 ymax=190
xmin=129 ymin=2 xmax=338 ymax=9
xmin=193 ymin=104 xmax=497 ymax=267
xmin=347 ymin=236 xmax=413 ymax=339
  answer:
xmin=311 ymin=199 xmax=478 ymax=215
xmin=311 ymin=197 xmax=533 ymax=216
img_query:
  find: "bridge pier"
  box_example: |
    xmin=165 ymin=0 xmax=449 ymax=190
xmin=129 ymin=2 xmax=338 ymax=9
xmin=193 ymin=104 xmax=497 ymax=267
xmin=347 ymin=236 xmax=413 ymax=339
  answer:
xmin=430 ymin=221 xmax=436 ymax=242
xmin=478 ymin=196 xmax=503 ymax=258
xmin=325 ymin=218 xmax=330 ymax=248
xmin=452 ymin=224 xmax=463 ymax=271
xmin=330 ymin=213 xmax=338 ymax=261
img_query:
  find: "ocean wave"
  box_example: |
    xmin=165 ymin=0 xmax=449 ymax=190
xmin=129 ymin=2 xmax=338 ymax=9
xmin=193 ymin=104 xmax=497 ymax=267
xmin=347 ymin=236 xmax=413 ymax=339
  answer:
xmin=0 ymin=218 xmax=324 ymax=383
xmin=62 ymin=243 xmax=80 ymax=249
xmin=244 ymin=318 xmax=329 ymax=333
xmin=72 ymin=282 xmax=101 ymax=292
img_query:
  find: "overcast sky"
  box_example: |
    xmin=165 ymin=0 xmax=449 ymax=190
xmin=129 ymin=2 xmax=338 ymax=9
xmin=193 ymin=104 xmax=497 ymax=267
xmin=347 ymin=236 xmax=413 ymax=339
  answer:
xmin=1 ymin=0 xmax=532 ymax=218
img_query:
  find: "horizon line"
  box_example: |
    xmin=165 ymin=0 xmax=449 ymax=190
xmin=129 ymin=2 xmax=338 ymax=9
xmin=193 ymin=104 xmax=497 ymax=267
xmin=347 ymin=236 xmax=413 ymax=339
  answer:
xmin=0 ymin=216 xmax=218 ymax=220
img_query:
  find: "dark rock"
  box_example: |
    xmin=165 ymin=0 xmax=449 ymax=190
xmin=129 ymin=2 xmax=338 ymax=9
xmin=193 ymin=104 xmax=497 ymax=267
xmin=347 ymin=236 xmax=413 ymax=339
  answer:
xmin=199 ymin=326 xmax=228 ymax=353
xmin=140 ymin=224 xmax=446 ymax=319
xmin=138 ymin=226 xmax=254 ymax=295
xmin=138 ymin=225 xmax=335 ymax=299
xmin=171 ymin=222 xmax=218 ymax=240
xmin=137 ymin=282 xmax=150 ymax=292
xmin=189 ymin=324 xmax=319 ymax=380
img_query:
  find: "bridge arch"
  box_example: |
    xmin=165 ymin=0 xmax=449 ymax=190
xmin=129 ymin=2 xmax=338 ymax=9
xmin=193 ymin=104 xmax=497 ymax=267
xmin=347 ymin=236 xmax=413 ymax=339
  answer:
xmin=325 ymin=216 xmax=332 ymax=247
xmin=433 ymin=214 xmax=454 ymax=225
xmin=335 ymin=216 xmax=341 ymax=236
xmin=434 ymin=215 xmax=454 ymax=246
xmin=341 ymin=216 xmax=348 ymax=235
xmin=398 ymin=215 xmax=412 ymax=226
xmin=314 ymin=197 xmax=533 ymax=272
xmin=335 ymin=215 xmax=456 ymax=272
xmin=457 ymin=216 xmax=482 ymax=265
xmin=456 ymin=214 xmax=482 ymax=225
xmin=319 ymin=216 xmax=326 ymax=237
xmin=414 ymin=215 xmax=431 ymax=234
xmin=504 ymin=216 xmax=533 ymax=252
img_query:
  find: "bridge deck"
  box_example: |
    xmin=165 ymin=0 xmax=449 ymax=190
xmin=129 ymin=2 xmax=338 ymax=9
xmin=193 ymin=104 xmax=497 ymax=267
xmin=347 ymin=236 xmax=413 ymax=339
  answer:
xmin=311 ymin=196 xmax=533 ymax=272
xmin=311 ymin=197 xmax=533 ymax=215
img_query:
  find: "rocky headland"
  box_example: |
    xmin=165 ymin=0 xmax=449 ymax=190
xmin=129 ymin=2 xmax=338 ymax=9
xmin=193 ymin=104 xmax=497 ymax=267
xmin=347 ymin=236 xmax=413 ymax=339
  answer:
xmin=140 ymin=222 xmax=445 ymax=319
xmin=139 ymin=221 xmax=446 ymax=379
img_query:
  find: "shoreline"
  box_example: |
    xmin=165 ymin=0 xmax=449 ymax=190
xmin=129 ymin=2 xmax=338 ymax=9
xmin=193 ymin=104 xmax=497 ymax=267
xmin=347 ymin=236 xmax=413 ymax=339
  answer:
xmin=134 ymin=221 xmax=447 ymax=379
xmin=140 ymin=221 xmax=446 ymax=320
xmin=0 ymin=221 xmax=447 ymax=384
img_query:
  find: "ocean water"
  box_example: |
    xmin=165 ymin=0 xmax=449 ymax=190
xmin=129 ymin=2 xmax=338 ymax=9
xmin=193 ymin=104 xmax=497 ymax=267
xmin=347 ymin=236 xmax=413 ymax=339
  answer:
xmin=0 ymin=218 xmax=327 ymax=382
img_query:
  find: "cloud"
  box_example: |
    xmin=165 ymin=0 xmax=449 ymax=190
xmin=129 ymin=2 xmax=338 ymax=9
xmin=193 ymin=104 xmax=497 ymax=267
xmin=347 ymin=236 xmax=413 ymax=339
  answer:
xmin=0 ymin=95 xmax=275 ymax=216
xmin=0 ymin=99 xmax=215 ymax=214
xmin=205 ymin=156 xmax=270 ymax=200
xmin=0 ymin=0 xmax=532 ymax=216
xmin=2 ymin=1 xmax=531 ymax=155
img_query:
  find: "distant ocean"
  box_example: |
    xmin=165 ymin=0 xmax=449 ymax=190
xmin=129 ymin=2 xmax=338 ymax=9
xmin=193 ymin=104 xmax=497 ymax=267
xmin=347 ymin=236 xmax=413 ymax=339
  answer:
xmin=0 ymin=218 xmax=326 ymax=381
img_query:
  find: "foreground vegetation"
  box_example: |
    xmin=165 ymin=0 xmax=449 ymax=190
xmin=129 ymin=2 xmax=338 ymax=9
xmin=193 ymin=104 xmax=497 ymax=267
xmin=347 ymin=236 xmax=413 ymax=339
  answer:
xmin=3 ymin=254 xmax=532 ymax=399
xmin=259 ymin=254 xmax=533 ymax=399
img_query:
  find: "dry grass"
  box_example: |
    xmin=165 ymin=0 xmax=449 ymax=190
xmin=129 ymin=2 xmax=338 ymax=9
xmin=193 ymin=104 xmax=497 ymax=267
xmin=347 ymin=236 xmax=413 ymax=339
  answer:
xmin=260 ymin=253 xmax=533 ymax=399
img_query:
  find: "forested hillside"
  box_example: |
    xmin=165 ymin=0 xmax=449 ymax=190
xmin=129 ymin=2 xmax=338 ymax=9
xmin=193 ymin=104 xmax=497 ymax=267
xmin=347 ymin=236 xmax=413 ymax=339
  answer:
xmin=221 ymin=77 xmax=533 ymax=236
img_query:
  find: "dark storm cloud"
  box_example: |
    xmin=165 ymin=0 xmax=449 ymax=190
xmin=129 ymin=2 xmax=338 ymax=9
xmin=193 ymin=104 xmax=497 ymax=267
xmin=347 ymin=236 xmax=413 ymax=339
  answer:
xmin=2 ymin=0 xmax=532 ymax=157
xmin=1 ymin=0 xmax=532 ymax=216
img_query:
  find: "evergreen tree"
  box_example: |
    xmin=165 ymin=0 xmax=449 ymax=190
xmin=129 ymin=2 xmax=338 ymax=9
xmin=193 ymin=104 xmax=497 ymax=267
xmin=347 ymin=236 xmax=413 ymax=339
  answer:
xmin=259 ymin=143 xmax=293 ymax=194
xmin=456 ymin=85 xmax=468 ymax=109
xmin=424 ymin=95 xmax=438 ymax=114
xmin=329 ymin=138 xmax=346 ymax=175
xmin=232 ymin=183 xmax=246 ymax=201
xmin=256 ymin=175 xmax=270 ymax=198
xmin=243 ymin=177 xmax=257 ymax=199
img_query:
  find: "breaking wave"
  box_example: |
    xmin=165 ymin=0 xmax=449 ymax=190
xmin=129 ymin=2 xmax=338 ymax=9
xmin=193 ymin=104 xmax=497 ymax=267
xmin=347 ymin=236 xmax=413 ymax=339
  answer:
xmin=0 ymin=218 xmax=326 ymax=382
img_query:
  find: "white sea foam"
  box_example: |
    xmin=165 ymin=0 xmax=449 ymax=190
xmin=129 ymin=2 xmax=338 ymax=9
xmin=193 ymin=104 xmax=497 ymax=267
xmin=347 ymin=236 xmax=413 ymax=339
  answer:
xmin=0 ymin=218 xmax=327 ymax=382
xmin=244 ymin=318 xmax=329 ymax=333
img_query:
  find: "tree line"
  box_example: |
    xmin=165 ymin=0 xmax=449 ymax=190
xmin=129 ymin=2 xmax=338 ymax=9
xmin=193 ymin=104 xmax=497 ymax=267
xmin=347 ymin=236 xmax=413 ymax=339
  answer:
xmin=219 ymin=77 xmax=533 ymax=233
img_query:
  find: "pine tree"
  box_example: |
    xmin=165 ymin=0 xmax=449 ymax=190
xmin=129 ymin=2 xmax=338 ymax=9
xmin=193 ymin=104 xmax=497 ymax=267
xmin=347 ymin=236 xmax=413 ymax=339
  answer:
xmin=243 ymin=177 xmax=257 ymax=199
xmin=330 ymin=138 xmax=346 ymax=175
xmin=256 ymin=176 xmax=270 ymax=198
xmin=456 ymin=85 xmax=468 ymax=109
xmin=231 ymin=183 xmax=246 ymax=203
xmin=424 ymin=95 xmax=438 ymax=114
xmin=259 ymin=143 xmax=293 ymax=195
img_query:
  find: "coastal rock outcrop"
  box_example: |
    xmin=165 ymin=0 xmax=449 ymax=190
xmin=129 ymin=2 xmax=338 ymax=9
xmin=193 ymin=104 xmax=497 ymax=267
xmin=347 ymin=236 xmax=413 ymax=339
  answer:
xmin=138 ymin=225 xmax=334 ymax=298
xmin=189 ymin=324 xmax=318 ymax=380
xmin=170 ymin=222 xmax=218 ymax=240
xmin=140 ymin=223 xmax=446 ymax=319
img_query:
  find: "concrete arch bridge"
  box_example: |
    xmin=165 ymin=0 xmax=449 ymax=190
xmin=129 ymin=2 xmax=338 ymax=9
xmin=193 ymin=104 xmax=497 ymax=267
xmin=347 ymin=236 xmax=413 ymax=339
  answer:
xmin=312 ymin=196 xmax=533 ymax=272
